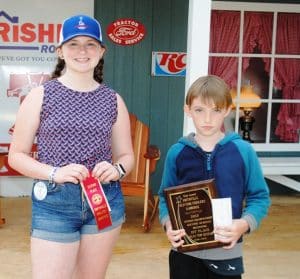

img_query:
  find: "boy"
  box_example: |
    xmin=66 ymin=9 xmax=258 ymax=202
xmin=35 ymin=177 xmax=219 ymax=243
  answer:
xmin=158 ymin=75 xmax=270 ymax=279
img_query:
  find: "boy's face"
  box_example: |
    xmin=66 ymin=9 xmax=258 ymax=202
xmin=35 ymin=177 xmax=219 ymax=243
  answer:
xmin=184 ymin=96 xmax=231 ymax=138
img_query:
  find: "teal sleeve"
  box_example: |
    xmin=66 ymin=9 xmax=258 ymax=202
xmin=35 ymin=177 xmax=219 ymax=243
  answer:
xmin=237 ymin=141 xmax=271 ymax=231
xmin=158 ymin=143 xmax=183 ymax=225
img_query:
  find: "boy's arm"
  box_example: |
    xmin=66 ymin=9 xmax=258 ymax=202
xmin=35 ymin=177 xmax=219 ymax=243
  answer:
xmin=158 ymin=144 xmax=189 ymax=247
xmin=215 ymin=144 xmax=270 ymax=248
xmin=158 ymin=145 xmax=180 ymax=227
xmin=214 ymin=142 xmax=270 ymax=249
xmin=242 ymin=145 xmax=271 ymax=232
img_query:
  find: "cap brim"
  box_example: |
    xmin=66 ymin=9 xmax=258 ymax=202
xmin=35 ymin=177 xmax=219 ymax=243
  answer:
xmin=59 ymin=33 xmax=102 ymax=46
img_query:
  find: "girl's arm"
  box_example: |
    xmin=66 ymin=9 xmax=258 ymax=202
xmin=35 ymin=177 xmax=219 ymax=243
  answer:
xmin=8 ymin=86 xmax=54 ymax=180
xmin=111 ymin=94 xmax=134 ymax=175
xmin=92 ymin=93 xmax=134 ymax=182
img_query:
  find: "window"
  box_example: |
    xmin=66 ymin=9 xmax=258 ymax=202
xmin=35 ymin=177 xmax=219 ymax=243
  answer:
xmin=209 ymin=2 xmax=300 ymax=151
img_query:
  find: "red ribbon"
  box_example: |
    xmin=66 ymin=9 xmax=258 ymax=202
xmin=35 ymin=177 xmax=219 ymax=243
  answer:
xmin=81 ymin=175 xmax=112 ymax=230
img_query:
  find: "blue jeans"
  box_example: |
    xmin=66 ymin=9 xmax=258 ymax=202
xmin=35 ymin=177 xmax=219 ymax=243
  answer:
xmin=31 ymin=180 xmax=125 ymax=243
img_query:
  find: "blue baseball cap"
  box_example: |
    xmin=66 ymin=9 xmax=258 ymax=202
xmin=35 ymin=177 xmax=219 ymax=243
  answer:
xmin=59 ymin=14 xmax=103 ymax=45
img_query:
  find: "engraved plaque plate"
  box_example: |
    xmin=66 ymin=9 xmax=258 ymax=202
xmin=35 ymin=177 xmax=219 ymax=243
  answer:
xmin=164 ymin=179 xmax=224 ymax=252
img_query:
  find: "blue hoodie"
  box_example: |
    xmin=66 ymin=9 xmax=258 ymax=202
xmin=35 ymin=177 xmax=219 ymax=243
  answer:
xmin=158 ymin=132 xmax=270 ymax=275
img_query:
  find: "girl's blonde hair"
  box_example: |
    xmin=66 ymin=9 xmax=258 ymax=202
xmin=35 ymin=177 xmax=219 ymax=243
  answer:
xmin=185 ymin=75 xmax=232 ymax=109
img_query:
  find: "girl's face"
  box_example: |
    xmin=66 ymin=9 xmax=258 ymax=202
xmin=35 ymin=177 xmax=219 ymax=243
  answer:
xmin=57 ymin=36 xmax=105 ymax=74
xmin=184 ymin=96 xmax=231 ymax=138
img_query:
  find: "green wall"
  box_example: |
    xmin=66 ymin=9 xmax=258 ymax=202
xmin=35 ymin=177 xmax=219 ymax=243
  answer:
xmin=95 ymin=0 xmax=189 ymax=193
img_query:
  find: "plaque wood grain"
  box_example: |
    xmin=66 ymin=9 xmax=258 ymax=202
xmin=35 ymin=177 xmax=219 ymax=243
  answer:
xmin=164 ymin=179 xmax=224 ymax=252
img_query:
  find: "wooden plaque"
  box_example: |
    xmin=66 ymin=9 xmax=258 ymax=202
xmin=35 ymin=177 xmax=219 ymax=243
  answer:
xmin=164 ymin=179 xmax=223 ymax=252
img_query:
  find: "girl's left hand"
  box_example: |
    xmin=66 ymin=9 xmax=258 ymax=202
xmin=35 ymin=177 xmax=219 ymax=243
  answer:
xmin=92 ymin=161 xmax=120 ymax=183
xmin=214 ymin=219 xmax=249 ymax=249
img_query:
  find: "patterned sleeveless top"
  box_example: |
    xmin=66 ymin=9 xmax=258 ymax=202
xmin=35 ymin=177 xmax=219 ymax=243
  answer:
xmin=36 ymin=79 xmax=118 ymax=170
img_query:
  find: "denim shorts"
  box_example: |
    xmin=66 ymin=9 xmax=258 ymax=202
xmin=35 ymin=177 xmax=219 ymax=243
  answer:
xmin=31 ymin=180 xmax=125 ymax=243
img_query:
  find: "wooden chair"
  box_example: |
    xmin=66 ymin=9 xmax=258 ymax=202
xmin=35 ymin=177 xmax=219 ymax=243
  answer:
xmin=121 ymin=113 xmax=160 ymax=232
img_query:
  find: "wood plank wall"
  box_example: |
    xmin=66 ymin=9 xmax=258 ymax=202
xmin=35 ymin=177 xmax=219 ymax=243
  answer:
xmin=95 ymin=0 xmax=189 ymax=192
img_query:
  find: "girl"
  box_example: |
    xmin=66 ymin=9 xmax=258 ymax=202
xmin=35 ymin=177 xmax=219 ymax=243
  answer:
xmin=8 ymin=14 xmax=134 ymax=279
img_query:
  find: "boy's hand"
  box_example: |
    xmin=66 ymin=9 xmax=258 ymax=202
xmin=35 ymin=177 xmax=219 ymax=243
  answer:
xmin=214 ymin=219 xmax=249 ymax=249
xmin=164 ymin=220 xmax=186 ymax=248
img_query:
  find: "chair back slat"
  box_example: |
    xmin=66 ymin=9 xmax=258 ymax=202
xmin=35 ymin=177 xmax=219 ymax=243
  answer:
xmin=122 ymin=113 xmax=149 ymax=184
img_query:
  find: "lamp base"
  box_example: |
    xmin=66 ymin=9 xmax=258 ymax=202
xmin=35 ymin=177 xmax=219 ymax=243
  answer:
xmin=239 ymin=114 xmax=255 ymax=143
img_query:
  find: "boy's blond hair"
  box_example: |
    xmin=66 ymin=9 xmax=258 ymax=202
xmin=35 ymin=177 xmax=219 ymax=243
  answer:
xmin=185 ymin=75 xmax=232 ymax=109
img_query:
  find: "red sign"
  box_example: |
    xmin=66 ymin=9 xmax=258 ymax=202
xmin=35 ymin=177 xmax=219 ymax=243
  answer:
xmin=0 ymin=11 xmax=61 ymax=44
xmin=106 ymin=18 xmax=146 ymax=46
xmin=152 ymin=52 xmax=186 ymax=76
